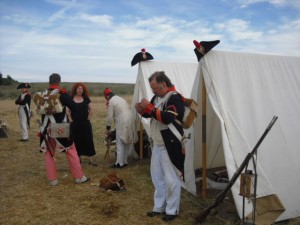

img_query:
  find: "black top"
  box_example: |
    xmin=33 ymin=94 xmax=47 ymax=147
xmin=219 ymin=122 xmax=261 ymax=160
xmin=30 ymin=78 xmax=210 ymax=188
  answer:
xmin=70 ymin=97 xmax=91 ymax=122
xmin=70 ymin=97 xmax=96 ymax=157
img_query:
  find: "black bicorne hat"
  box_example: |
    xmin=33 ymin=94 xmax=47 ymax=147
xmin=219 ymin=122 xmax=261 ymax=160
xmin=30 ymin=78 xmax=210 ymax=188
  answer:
xmin=17 ymin=83 xmax=31 ymax=89
xmin=193 ymin=40 xmax=220 ymax=62
xmin=131 ymin=48 xmax=154 ymax=66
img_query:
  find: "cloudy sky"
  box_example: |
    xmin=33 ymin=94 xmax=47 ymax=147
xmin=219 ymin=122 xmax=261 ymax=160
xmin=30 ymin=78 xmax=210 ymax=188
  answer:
xmin=0 ymin=0 xmax=299 ymax=83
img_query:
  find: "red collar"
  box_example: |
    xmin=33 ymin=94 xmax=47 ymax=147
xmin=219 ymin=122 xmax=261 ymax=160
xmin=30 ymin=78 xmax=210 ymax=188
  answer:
xmin=168 ymin=85 xmax=176 ymax=92
xmin=165 ymin=85 xmax=176 ymax=94
xmin=49 ymin=84 xmax=60 ymax=89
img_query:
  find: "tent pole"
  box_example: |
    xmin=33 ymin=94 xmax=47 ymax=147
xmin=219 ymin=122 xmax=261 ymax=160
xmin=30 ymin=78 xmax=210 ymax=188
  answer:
xmin=139 ymin=121 xmax=143 ymax=159
xmin=202 ymin=74 xmax=207 ymax=198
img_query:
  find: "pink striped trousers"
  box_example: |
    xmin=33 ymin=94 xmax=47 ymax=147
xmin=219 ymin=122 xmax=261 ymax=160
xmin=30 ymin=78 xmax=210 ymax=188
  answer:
xmin=45 ymin=143 xmax=84 ymax=181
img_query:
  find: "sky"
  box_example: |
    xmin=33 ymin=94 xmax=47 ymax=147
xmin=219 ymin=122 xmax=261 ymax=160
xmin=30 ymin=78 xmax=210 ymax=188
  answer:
xmin=0 ymin=0 xmax=299 ymax=83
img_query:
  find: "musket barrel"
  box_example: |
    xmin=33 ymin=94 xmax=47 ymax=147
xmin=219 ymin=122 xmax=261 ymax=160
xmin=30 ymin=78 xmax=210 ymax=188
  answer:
xmin=195 ymin=116 xmax=278 ymax=224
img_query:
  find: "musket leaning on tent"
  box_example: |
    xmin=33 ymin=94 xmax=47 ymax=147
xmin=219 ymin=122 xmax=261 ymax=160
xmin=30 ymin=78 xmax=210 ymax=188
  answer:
xmin=195 ymin=116 xmax=278 ymax=224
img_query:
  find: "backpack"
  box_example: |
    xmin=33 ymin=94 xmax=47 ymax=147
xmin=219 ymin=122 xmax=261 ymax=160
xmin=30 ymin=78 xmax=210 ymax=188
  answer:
xmin=165 ymin=92 xmax=198 ymax=129
xmin=100 ymin=172 xmax=126 ymax=191
xmin=33 ymin=89 xmax=64 ymax=115
xmin=178 ymin=98 xmax=198 ymax=129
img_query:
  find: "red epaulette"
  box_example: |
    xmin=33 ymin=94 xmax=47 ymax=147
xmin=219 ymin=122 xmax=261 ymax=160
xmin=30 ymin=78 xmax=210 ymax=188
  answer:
xmin=181 ymin=96 xmax=186 ymax=103
xmin=60 ymin=88 xmax=67 ymax=94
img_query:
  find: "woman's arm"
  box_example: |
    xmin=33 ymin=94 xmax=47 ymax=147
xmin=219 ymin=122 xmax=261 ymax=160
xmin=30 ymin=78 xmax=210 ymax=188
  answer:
xmin=87 ymin=102 xmax=92 ymax=120
xmin=66 ymin=107 xmax=73 ymax=122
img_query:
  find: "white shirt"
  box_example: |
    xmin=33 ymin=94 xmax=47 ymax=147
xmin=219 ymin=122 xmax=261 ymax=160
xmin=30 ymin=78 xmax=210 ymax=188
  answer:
xmin=106 ymin=95 xmax=137 ymax=144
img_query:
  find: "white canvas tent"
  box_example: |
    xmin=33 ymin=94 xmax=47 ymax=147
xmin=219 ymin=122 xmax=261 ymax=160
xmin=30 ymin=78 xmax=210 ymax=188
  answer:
xmin=131 ymin=51 xmax=300 ymax=223
xmin=192 ymin=51 xmax=300 ymax=223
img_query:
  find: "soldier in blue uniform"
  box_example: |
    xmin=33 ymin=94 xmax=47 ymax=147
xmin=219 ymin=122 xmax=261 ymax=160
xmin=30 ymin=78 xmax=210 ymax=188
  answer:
xmin=15 ymin=83 xmax=31 ymax=141
xmin=135 ymin=71 xmax=185 ymax=222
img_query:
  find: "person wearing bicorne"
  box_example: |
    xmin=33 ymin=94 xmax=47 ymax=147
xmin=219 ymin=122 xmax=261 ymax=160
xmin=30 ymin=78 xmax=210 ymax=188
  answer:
xmin=15 ymin=82 xmax=31 ymax=141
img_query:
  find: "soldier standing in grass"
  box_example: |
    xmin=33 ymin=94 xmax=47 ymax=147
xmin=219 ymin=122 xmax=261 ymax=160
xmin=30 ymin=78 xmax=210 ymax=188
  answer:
xmin=15 ymin=83 xmax=31 ymax=141
xmin=34 ymin=73 xmax=89 ymax=186
xmin=135 ymin=71 xmax=185 ymax=222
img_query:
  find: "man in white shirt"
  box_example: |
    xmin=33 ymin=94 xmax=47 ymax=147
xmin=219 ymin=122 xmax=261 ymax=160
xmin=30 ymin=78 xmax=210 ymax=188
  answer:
xmin=103 ymin=88 xmax=137 ymax=168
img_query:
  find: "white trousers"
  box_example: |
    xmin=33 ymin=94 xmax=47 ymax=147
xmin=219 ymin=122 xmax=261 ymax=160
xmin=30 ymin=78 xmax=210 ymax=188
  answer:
xmin=115 ymin=131 xmax=133 ymax=166
xmin=151 ymin=144 xmax=181 ymax=215
xmin=18 ymin=107 xmax=28 ymax=140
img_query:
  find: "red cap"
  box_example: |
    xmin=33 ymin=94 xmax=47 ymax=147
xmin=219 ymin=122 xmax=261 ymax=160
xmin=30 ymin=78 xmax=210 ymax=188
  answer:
xmin=193 ymin=40 xmax=201 ymax=48
xmin=103 ymin=88 xmax=112 ymax=97
xmin=141 ymin=48 xmax=146 ymax=53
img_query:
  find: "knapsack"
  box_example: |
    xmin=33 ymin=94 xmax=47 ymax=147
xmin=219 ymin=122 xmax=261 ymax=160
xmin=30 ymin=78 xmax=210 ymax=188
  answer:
xmin=33 ymin=89 xmax=64 ymax=115
xmin=100 ymin=172 xmax=126 ymax=191
xmin=177 ymin=97 xmax=198 ymax=129
xmin=165 ymin=92 xmax=198 ymax=129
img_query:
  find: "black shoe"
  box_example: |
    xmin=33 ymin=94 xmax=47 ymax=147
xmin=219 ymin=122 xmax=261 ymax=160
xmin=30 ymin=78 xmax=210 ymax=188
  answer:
xmin=146 ymin=211 xmax=164 ymax=217
xmin=119 ymin=163 xmax=128 ymax=168
xmin=110 ymin=163 xmax=120 ymax=168
xmin=88 ymin=161 xmax=97 ymax=166
xmin=162 ymin=214 xmax=177 ymax=221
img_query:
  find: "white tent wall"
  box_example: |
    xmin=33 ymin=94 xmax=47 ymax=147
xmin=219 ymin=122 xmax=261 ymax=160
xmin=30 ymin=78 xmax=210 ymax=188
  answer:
xmin=131 ymin=61 xmax=199 ymax=195
xmin=193 ymin=51 xmax=300 ymax=222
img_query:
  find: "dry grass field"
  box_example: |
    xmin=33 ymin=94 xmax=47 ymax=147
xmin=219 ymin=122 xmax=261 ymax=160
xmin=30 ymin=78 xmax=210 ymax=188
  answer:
xmin=0 ymin=95 xmax=299 ymax=225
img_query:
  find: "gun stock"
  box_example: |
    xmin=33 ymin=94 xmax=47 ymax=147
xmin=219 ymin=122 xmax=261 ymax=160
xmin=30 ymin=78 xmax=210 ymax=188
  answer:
xmin=195 ymin=116 xmax=278 ymax=224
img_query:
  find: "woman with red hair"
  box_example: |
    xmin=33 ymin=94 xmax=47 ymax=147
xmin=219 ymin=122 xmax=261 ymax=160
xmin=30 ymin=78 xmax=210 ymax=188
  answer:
xmin=67 ymin=82 xmax=97 ymax=165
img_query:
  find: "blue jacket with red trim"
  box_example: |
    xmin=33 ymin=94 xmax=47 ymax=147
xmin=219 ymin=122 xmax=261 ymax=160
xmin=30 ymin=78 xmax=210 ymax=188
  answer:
xmin=142 ymin=92 xmax=185 ymax=173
